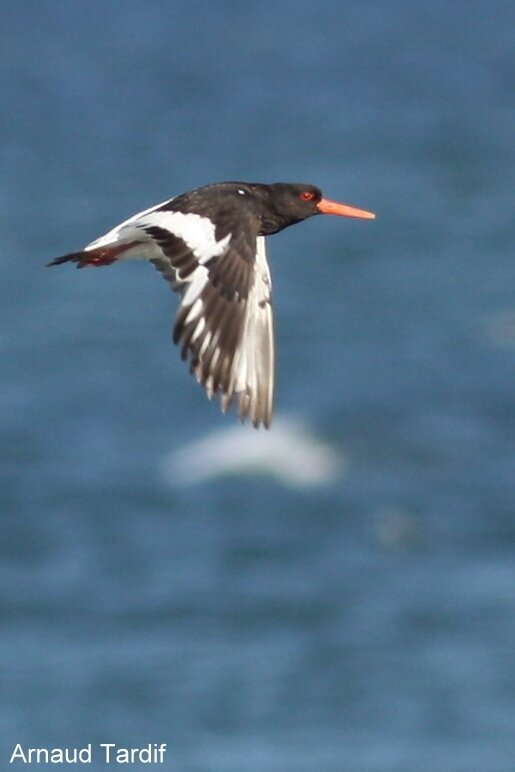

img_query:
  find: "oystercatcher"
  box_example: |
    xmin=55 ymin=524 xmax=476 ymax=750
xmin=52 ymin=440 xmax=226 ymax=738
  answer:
xmin=48 ymin=181 xmax=375 ymax=428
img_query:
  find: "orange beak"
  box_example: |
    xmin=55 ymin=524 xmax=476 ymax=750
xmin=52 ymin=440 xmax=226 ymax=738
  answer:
xmin=317 ymin=198 xmax=376 ymax=219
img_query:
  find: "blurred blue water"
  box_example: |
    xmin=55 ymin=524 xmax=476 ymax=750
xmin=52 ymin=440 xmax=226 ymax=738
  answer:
xmin=2 ymin=1 xmax=515 ymax=770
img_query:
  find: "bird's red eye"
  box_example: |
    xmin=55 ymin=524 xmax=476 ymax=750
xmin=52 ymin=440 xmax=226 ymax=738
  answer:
xmin=300 ymin=191 xmax=315 ymax=201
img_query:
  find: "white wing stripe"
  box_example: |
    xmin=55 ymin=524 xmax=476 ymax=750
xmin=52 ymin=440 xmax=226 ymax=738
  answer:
xmin=138 ymin=212 xmax=232 ymax=263
xmin=182 ymin=266 xmax=209 ymax=306
xmin=84 ymin=197 xmax=175 ymax=251
xmin=85 ymin=208 xmax=232 ymax=280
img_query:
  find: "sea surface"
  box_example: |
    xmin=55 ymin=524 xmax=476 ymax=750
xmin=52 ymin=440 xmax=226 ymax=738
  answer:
xmin=2 ymin=2 xmax=515 ymax=770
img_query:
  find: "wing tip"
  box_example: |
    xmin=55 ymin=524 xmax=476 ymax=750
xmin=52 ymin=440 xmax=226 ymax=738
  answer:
xmin=46 ymin=252 xmax=83 ymax=267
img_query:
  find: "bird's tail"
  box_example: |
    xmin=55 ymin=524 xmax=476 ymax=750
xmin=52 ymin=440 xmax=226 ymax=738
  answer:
xmin=46 ymin=241 xmax=138 ymax=269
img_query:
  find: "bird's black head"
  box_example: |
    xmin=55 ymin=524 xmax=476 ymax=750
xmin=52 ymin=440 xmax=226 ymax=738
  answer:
xmin=250 ymin=182 xmax=375 ymax=236
xmin=257 ymin=183 xmax=323 ymax=235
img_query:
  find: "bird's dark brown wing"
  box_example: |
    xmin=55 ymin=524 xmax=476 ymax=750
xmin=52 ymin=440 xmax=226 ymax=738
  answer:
xmin=135 ymin=209 xmax=274 ymax=427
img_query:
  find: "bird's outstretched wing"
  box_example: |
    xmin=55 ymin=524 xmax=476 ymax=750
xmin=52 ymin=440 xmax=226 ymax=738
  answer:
xmin=49 ymin=200 xmax=275 ymax=427
xmin=144 ymin=214 xmax=275 ymax=428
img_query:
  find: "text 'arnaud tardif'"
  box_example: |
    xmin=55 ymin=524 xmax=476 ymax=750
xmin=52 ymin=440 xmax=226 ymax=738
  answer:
xmin=10 ymin=744 xmax=167 ymax=764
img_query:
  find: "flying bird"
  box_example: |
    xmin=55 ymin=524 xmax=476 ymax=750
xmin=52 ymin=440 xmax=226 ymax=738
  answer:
xmin=47 ymin=181 xmax=375 ymax=428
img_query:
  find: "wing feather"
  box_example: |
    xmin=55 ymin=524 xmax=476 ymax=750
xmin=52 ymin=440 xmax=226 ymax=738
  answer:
xmin=231 ymin=237 xmax=275 ymax=427
xmin=147 ymin=220 xmax=275 ymax=427
xmin=75 ymin=202 xmax=275 ymax=427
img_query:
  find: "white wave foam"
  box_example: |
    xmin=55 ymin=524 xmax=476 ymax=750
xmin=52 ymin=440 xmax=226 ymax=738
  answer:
xmin=161 ymin=417 xmax=343 ymax=488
